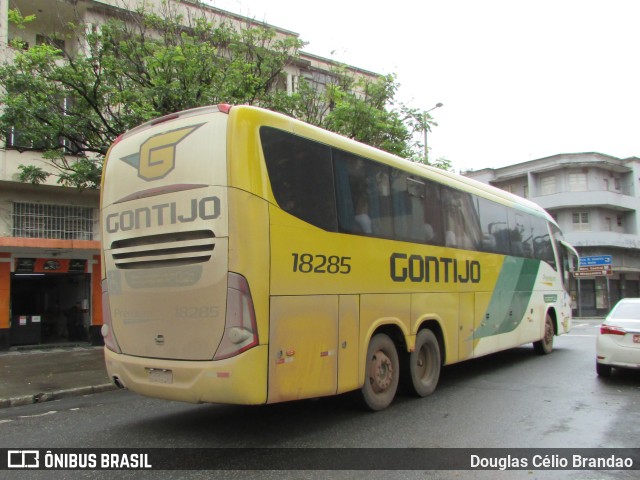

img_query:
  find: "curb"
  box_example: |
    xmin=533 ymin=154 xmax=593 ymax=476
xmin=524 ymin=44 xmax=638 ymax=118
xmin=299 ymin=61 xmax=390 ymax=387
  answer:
xmin=0 ymin=383 xmax=117 ymax=409
xmin=0 ymin=344 xmax=103 ymax=357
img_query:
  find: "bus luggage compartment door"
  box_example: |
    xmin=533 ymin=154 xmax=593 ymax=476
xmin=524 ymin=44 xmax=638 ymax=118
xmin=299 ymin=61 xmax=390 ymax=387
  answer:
xmin=268 ymin=295 xmax=338 ymax=403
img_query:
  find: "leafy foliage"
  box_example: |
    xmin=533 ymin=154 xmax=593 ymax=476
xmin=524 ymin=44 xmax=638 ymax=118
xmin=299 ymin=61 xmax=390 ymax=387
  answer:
xmin=0 ymin=2 xmax=446 ymax=189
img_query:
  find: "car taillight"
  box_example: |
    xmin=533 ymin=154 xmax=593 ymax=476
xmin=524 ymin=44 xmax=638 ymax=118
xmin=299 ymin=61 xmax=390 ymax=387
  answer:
xmin=600 ymin=324 xmax=626 ymax=336
xmin=213 ymin=273 xmax=259 ymax=360
xmin=100 ymin=279 xmax=122 ymax=353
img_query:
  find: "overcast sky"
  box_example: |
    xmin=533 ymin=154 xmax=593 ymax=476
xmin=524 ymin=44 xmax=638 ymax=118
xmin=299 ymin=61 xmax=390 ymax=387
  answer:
xmin=207 ymin=0 xmax=639 ymax=172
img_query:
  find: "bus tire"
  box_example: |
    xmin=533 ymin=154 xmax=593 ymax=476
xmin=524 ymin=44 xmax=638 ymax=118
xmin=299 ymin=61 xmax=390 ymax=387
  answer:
xmin=409 ymin=329 xmax=441 ymax=397
xmin=360 ymin=333 xmax=399 ymax=411
xmin=533 ymin=313 xmax=554 ymax=355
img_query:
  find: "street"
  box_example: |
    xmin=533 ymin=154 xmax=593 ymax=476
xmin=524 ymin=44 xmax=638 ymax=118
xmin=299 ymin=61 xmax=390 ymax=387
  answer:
xmin=1 ymin=319 xmax=638 ymax=479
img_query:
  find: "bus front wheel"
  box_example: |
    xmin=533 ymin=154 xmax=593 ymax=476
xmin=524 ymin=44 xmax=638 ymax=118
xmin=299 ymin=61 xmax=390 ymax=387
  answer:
xmin=361 ymin=333 xmax=399 ymax=411
xmin=409 ymin=329 xmax=441 ymax=397
xmin=533 ymin=314 xmax=554 ymax=355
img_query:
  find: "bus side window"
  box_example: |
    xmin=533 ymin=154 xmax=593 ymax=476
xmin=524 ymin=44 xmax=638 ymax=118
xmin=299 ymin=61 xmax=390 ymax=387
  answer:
xmin=260 ymin=127 xmax=337 ymax=231
xmin=441 ymin=187 xmax=481 ymax=250
xmin=531 ymin=216 xmax=555 ymax=267
xmin=334 ymin=150 xmax=393 ymax=238
xmin=391 ymin=171 xmax=423 ymax=242
xmin=509 ymin=211 xmax=530 ymax=257
xmin=422 ymin=179 xmax=444 ymax=246
xmin=476 ymin=196 xmax=509 ymax=254
xmin=334 ymin=156 xmax=356 ymax=232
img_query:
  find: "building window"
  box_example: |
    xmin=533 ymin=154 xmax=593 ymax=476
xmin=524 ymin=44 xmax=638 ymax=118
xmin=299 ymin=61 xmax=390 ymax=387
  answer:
xmin=604 ymin=176 xmax=621 ymax=191
xmin=12 ymin=203 xmax=94 ymax=240
xmin=5 ymin=126 xmax=73 ymax=152
xmin=540 ymin=176 xmax=557 ymax=195
xmin=35 ymin=34 xmax=65 ymax=53
xmin=572 ymin=212 xmax=590 ymax=231
xmin=286 ymin=73 xmax=299 ymax=95
xmin=6 ymin=95 xmax=77 ymax=152
xmin=5 ymin=127 xmax=39 ymax=150
xmin=523 ymin=185 xmax=528 ymax=198
xmin=568 ymin=173 xmax=587 ymax=192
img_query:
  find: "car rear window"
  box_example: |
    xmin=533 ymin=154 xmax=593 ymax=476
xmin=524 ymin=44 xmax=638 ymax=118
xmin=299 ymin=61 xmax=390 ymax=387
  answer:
xmin=611 ymin=302 xmax=640 ymax=320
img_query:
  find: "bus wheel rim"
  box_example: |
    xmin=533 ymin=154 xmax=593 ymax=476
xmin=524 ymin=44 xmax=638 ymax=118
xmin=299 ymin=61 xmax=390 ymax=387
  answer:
xmin=416 ymin=346 xmax=428 ymax=379
xmin=369 ymin=350 xmax=393 ymax=392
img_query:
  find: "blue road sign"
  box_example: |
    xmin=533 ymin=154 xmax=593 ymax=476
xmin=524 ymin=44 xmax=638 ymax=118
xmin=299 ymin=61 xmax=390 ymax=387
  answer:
xmin=579 ymin=255 xmax=612 ymax=267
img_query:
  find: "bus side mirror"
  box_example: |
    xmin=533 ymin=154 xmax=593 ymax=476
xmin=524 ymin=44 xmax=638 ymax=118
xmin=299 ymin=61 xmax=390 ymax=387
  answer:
xmin=570 ymin=256 xmax=579 ymax=273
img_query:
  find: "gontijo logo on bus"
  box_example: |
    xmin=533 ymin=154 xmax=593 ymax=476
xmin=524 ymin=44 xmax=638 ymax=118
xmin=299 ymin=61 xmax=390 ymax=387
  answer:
xmin=105 ymin=196 xmax=220 ymax=234
xmin=106 ymin=122 xmax=219 ymax=234
xmin=390 ymin=253 xmax=481 ymax=283
xmin=119 ymin=123 xmax=204 ymax=181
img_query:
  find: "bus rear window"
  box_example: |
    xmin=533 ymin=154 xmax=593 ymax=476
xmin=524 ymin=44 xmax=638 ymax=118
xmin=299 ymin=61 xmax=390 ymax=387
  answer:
xmin=260 ymin=127 xmax=337 ymax=231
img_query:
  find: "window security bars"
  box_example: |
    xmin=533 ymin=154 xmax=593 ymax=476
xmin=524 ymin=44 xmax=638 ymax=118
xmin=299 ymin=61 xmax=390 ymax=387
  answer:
xmin=12 ymin=203 xmax=94 ymax=240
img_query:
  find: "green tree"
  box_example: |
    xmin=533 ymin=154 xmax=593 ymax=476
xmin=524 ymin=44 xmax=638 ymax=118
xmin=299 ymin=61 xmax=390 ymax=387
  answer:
xmin=0 ymin=1 xmax=444 ymax=188
xmin=397 ymin=105 xmax=452 ymax=171
xmin=280 ymin=66 xmax=429 ymax=161
xmin=0 ymin=3 xmax=302 ymax=188
xmin=429 ymin=156 xmax=453 ymax=171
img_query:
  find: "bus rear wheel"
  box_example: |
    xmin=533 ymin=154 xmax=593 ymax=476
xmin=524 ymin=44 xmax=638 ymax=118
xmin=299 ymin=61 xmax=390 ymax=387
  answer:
xmin=360 ymin=333 xmax=399 ymax=411
xmin=533 ymin=313 xmax=554 ymax=355
xmin=409 ymin=329 xmax=441 ymax=397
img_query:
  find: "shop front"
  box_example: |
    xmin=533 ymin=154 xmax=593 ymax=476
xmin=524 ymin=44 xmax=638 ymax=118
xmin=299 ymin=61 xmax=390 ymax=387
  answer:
xmin=571 ymin=255 xmax=640 ymax=318
xmin=0 ymin=252 xmax=103 ymax=350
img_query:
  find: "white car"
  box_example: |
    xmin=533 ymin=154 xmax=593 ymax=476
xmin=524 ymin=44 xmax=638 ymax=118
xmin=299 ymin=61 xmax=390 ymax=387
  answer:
xmin=596 ymin=298 xmax=640 ymax=376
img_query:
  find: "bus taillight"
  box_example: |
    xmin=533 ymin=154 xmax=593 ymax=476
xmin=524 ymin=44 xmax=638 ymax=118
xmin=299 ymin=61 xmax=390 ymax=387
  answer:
xmin=213 ymin=273 xmax=259 ymax=360
xmin=100 ymin=280 xmax=122 ymax=353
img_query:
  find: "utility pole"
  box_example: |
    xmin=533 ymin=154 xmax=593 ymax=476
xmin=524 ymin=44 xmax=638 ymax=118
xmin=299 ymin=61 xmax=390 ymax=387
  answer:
xmin=423 ymin=102 xmax=443 ymax=163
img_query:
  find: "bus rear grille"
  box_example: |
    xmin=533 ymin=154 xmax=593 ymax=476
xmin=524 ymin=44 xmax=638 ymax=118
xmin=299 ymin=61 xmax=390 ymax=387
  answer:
xmin=110 ymin=230 xmax=215 ymax=269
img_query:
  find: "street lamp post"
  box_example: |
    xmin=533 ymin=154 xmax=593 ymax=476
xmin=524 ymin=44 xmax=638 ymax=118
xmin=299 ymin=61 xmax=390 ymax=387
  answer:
xmin=424 ymin=102 xmax=443 ymax=163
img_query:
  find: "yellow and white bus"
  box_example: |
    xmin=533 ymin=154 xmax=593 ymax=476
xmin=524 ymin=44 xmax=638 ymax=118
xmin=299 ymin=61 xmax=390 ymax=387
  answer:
xmin=100 ymin=104 xmax=579 ymax=410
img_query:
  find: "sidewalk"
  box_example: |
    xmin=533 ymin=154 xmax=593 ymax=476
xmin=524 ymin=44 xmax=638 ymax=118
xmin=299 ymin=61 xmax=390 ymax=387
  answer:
xmin=0 ymin=344 xmax=116 ymax=408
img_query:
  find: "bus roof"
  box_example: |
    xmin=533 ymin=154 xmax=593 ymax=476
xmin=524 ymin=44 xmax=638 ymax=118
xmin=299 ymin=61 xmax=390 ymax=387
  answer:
xmin=112 ymin=103 xmax=556 ymax=227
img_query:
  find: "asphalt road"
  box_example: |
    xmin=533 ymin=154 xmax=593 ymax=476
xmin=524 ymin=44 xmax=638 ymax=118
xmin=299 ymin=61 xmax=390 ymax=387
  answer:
xmin=1 ymin=319 xmax=638 ymax=479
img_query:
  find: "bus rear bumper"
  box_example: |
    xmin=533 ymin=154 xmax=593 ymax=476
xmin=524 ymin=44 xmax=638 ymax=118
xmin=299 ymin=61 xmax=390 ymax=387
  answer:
xmin=104 ymin=345 xmax=268 ymax=405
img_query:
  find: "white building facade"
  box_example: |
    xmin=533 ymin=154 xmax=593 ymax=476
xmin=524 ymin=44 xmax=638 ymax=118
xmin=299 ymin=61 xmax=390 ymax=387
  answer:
xmin=465 ymin=152 xmax=640 ymax=317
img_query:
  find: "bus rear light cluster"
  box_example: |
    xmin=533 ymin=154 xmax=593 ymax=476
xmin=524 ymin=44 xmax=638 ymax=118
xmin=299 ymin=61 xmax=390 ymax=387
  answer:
xmin=213 ymin=273 xmax=258 ymax=360
xmin=100 ymin=279 xmax=122 ymax=353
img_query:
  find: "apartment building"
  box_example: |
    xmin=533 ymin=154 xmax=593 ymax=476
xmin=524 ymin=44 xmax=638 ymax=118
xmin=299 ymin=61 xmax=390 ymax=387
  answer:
xmin=0 ymin=0 xmax=379 ymax=349
xmin=465 ymin=152 xmax=640 ymax=317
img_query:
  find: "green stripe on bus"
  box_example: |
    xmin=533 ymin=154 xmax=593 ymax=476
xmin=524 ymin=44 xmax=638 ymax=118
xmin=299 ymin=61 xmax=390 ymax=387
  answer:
xmin=473 ymin=257 xmax=540 ymax=339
